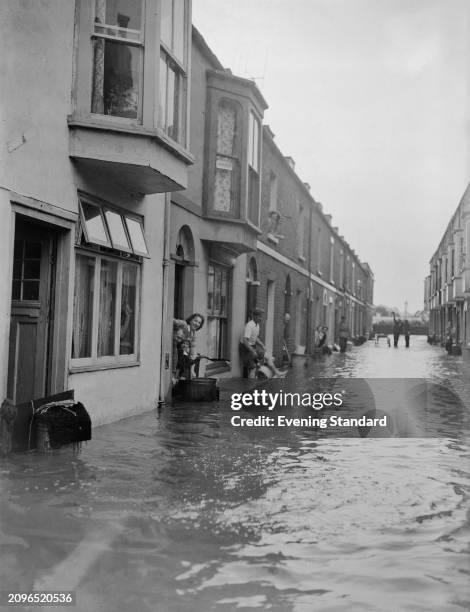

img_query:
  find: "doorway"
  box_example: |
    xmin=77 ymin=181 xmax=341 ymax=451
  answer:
xmin=7 ymin=217 xmax=57 ymax=404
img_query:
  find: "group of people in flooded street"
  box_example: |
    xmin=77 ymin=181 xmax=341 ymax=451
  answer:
xmin=172 ymin=308 xmax=357 ymax=386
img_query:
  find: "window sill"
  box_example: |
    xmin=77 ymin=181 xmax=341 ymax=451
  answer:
xmin=67 ymin=115 xmax=195 ymax=165
xmin=69 ymin=360 xmax=141 ymax=374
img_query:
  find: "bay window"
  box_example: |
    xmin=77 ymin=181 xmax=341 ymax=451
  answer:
xmin=71 ymin=195 xmax=148 ymax=368
xmin=75 ymin=0 xmax=189 ymax=147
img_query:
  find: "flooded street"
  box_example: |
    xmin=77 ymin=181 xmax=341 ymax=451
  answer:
xmin=1 ymin=337 xmax=469 ymax=611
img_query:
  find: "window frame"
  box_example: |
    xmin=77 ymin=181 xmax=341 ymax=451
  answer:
xmin=206 ymin=261 xmax=231 ymax=361
xmin=157 ymin=0 xmax=189 ymax=146
xmin=73 ymin=0 xmax=190 ymax=146
xmin=247 ymin=110 xmax=261 ymax=227
xmin=71 ymin=249 xmax=142 ymax=370
xmin=211 ymin=99 xmax=241 ymax=216
xmin=78 ymin=194 xmax=150 ymax=258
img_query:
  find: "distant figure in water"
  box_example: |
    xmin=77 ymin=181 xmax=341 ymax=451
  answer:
xmin=403 ymin=319 xmax=410 ymax=348
xmin=392 ymin=312 xmax=402 ymax=348
xmin=338 ymin=316 xmax=350 ymax=353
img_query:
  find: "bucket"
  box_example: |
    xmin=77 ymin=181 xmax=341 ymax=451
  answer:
xmin=178 ymin=378 xmax=218 ymax=402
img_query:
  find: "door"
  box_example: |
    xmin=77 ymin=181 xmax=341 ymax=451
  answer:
xmin=7 ymin=218 xmax=56 ymax=404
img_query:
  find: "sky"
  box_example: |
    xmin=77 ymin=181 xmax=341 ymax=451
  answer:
xmin=192 ymin=0 xmax=470 ymax=313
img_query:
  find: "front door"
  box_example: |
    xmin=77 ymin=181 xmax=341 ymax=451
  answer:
xmin=7 ymin=218 xmax=56 ymax=404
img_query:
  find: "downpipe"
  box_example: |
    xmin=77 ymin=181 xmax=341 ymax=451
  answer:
xmin=158 ymin=193 xmax=171 ymax=410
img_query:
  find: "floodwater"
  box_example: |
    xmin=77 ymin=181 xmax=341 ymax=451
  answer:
xmin=1 ymin=337 xmax=469 ymax=611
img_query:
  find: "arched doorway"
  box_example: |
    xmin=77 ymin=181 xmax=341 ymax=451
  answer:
xmin=173 ymin=226 xmax=195 ymax=320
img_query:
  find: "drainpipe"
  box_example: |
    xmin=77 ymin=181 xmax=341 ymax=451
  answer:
xmin=158 ymin=192 xmax=171 ymax=408
xmin=306 ymin=202 xmax=313 ymax=353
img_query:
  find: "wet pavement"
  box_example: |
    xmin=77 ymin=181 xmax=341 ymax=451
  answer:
xmin=1 ymin=337 xmax=469 ymax=611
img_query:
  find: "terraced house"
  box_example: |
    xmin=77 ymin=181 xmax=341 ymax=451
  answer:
xmin=1 ymin=1 xmax=374 ymax=424
xmin=425 ymin=183 xmax=470 ymax=352
xmin=1 ymin=0 xmax=193 ymax=425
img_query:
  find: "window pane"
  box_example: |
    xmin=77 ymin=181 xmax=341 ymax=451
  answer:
xmin=207 ymin=265 xmax=214 ymax=312
xmin=220 ymin=269 xmax=227 ymax=315
xmin=158 ymin=55 xmax=168 ymax=131
xmin=173 ymin=0 xmax=185 ymax=62
xmin=252 ymin=115 xmax=259 ymax=171
xmin=105 ymin=210 xmax=130 ymax=251
xmin=166 ymin=64 xmax=176 ymax=138
xmin=22 ymin=281 xmax=40 ymax=301
xmin=92 ymin=39 xmax=141 ymax=119
xmin=81 ymin=201 xmax=110 ymax=245
xmin=248 ymin=112 xmax=254 ymax=167
xmin=24 ymin=242 xmax=41 ymax=258
xmin=120 ymin=264 xmax=137 ymax=354
xmin=100 ymin=0 xmax=143 ymax=30
xmin=125 ymin=217 xmax=148 ymax=255
xmin=72 ymin=254 xmax=95 ymax=359
xmin=217 ymin=104 xmax=236 ymax=156
xmin=23 ymin=260 xmax=41 ymax=279
xmin=160 ymin=0 xmax=173 ymax=49
xmin=214 ymin=166 xmax=233 ymax=212
xmin=98 ymin=259 xmax=117 ymax=356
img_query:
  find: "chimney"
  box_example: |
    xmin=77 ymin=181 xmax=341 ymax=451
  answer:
xmin=316 ymin=202 xmax=323 ymax=212
xmin=284 ymin=156 xmax=295 ymax=171
xmin=325 ymin=214 xmax=332 ymax=225
xmin=333 ymin=226 xmax=339 ymax=233
xmin=303 ymin=182 xmax=311 ymax=192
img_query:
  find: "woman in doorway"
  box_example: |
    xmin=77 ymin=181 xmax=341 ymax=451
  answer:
xmin=173 ymin=313 xmax=205 ymax=380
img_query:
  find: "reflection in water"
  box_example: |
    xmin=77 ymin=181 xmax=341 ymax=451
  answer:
xmin=0 ymin=338 xmax=469 ymax=611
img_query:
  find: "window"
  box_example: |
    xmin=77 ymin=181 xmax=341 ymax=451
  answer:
xmin=207 ymin=263 xmax=230 ymax=359
xmin=329 ymin=236 xmax=334 ymax=283
xmin=298 ymin=205 xmax=305 ymax=259
xmin=12 ymin=240 xmax=41 ymax=301
xmin=76 ymin=0 xmax=189 ymax=146
xmin=72 ymin=195 xmax=149 ymax=367
xmin=72 ymin=253 xmax=140 ymax=363
xmin=269 ymin=172 xmax=278 ymax=212
xmin=91 ymin=0 xmax=144 ymax=120
xmin=339 ymin=250 xmax=344 ymax=289
xmin=316 ymin=227 xmax=322 ymax=274
xmin=158 ymin=0 xmax=188 ymax=144
xmin=79 ymin=197 xmax=149 ymax=257
xmin=247 ymin=111 xmax=261 ymax=226
xmin=213 ymin=101 xmax=240 ymax=214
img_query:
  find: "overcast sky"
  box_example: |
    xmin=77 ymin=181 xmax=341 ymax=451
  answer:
xmin=193 ymin=0 xmax=470 ymax=313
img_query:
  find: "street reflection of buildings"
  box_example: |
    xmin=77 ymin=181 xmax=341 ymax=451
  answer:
xmin=1 ymin=2 xmax=373 ymax=430
xmin=425 ymin=183 xmax=470 ymax=354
